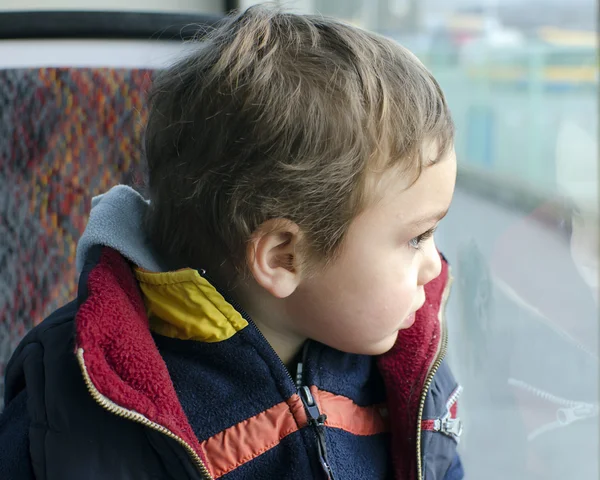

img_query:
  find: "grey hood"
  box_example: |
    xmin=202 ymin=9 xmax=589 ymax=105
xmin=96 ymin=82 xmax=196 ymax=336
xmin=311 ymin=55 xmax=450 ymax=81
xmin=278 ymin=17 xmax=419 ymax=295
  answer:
xmin=75 ymin=185 xmax=168 ymax=273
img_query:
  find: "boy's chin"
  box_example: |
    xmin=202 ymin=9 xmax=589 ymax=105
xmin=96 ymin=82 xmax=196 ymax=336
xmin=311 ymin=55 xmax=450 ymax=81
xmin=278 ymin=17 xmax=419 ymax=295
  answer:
xmin=332 ymin=332 xmax=400 ymax=357
xmin=371 ymin=332 xmax=401 ymax=356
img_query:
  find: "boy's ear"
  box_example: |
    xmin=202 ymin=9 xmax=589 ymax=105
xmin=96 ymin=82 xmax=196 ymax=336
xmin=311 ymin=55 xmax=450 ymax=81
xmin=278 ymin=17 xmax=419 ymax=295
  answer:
xmin=246 ymin=219 xmax=303 ymax=298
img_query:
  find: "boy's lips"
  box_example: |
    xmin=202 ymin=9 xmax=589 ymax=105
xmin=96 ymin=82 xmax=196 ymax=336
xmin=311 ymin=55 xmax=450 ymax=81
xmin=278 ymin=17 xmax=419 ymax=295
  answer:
xmin=400 ymin=299 xmax=424 ymax=329
xmin=400 ymin=312 xmax=416 ymax=329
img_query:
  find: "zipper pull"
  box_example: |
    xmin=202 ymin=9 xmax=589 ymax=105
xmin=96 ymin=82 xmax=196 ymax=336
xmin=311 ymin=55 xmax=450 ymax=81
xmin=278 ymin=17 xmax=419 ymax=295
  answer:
xmin=434 ymin=413 xmax=463 ymax=442
xmin=299 ymin=386 xmax=336 ymax=480
xmin=296 ymin=343 xmax=335 ymax=480
xmin=299 ymin=386 xmax=327 ymax=426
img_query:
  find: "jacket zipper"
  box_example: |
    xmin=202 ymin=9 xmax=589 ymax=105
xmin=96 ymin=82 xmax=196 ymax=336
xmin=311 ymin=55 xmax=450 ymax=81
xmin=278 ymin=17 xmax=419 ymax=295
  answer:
xmin=416 ymin=272 xmax=453 ymax=480
xmin=299 ymin=385 xmax=336 ymax=479
xmin=430 ymin=413 xmax=463 ymax=441
xmin=76 ymin=348 xmax=213 ymax=480
xmin=297 ymin=343 xmax=336 ymax=480
xmin=429 ymin=386 xmax=464 ymax=441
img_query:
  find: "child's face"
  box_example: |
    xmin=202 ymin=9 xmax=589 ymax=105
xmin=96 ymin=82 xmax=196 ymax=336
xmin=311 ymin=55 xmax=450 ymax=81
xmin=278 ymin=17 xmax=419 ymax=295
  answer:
xmin=287 ymin=145 xmax=457 ymax=355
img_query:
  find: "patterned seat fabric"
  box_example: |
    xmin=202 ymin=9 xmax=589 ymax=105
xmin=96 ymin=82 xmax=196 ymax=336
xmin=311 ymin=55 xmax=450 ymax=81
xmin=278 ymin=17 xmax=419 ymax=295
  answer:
xmin=0 ymin=68 xmax=153 ymax=402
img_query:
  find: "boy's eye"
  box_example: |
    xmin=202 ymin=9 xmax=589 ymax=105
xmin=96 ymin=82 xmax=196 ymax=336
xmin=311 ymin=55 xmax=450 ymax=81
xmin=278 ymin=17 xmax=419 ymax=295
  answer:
xmin=409 ymin=227 xmax=436 ymax=250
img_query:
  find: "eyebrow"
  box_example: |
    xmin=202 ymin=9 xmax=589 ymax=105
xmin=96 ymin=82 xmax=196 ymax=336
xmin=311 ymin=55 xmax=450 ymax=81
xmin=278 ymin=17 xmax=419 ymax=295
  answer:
xmin=410 ymin=207 xmax=449 ymax=227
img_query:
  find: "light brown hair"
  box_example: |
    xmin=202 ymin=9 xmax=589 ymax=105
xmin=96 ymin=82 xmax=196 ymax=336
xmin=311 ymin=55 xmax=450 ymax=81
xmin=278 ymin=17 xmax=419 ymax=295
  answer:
xmin=144 ymin=5 xmax=454 ymax=277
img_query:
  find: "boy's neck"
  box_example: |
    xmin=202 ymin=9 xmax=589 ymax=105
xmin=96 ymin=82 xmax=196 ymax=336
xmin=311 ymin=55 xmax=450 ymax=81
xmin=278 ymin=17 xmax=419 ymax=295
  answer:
xmin=251 ymin=317 xmax=306 ymax=367
xmin=228 ymin=282 xmax=305 ymax=367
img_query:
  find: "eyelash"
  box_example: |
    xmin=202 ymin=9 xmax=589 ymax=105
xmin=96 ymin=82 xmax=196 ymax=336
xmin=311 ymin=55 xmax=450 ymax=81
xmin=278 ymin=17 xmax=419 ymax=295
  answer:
xmin=409 ymin=226 xmax=437 ymax=250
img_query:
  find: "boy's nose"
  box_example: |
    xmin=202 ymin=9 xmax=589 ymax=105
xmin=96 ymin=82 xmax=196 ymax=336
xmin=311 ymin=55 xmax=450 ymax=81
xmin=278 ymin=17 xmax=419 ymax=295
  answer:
xmin=418 ymin=241 xmax=442 ymax=286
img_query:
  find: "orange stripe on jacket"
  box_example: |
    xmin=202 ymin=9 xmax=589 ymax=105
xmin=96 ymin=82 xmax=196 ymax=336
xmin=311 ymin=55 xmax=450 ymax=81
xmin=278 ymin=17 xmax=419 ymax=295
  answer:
xmin=311 ymin=386 xmax=390 ymax=436
xmin=203 ymin=394 xmax=307 ymax=478
xmin=202 ymin=389 xmax=389 ymax=478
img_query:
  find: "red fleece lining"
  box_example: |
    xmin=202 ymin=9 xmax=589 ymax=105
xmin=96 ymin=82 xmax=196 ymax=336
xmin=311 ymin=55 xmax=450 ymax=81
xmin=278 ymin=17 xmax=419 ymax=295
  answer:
xmin=75 ymin=249 xmax=209 ymax=468
xmin=377 ymin=257 xmax=448 ymax=480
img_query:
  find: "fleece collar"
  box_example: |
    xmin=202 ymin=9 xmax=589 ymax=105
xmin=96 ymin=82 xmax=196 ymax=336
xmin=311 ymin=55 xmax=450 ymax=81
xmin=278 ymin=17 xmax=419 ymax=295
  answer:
xmin=378 ymin=255 xmax=449 ymax=479
xmin=74 ymin=247 xmax=450 ymax=479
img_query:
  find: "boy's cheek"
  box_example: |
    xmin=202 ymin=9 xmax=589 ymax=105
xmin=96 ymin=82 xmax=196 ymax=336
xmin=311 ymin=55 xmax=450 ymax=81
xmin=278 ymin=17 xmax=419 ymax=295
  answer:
xmin=291 ymin=268 xmax=416 ymax=350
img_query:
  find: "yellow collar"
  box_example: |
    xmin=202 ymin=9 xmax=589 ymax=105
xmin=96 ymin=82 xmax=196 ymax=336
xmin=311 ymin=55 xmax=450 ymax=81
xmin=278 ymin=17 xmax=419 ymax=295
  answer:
xmin=134 ymin=268 xmax=248 ymax=342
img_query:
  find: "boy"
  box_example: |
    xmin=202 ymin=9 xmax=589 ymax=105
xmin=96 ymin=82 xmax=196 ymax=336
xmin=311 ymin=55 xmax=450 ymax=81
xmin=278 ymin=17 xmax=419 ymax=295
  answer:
xmin=0 ymin=6 xmax=463 ymax=480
